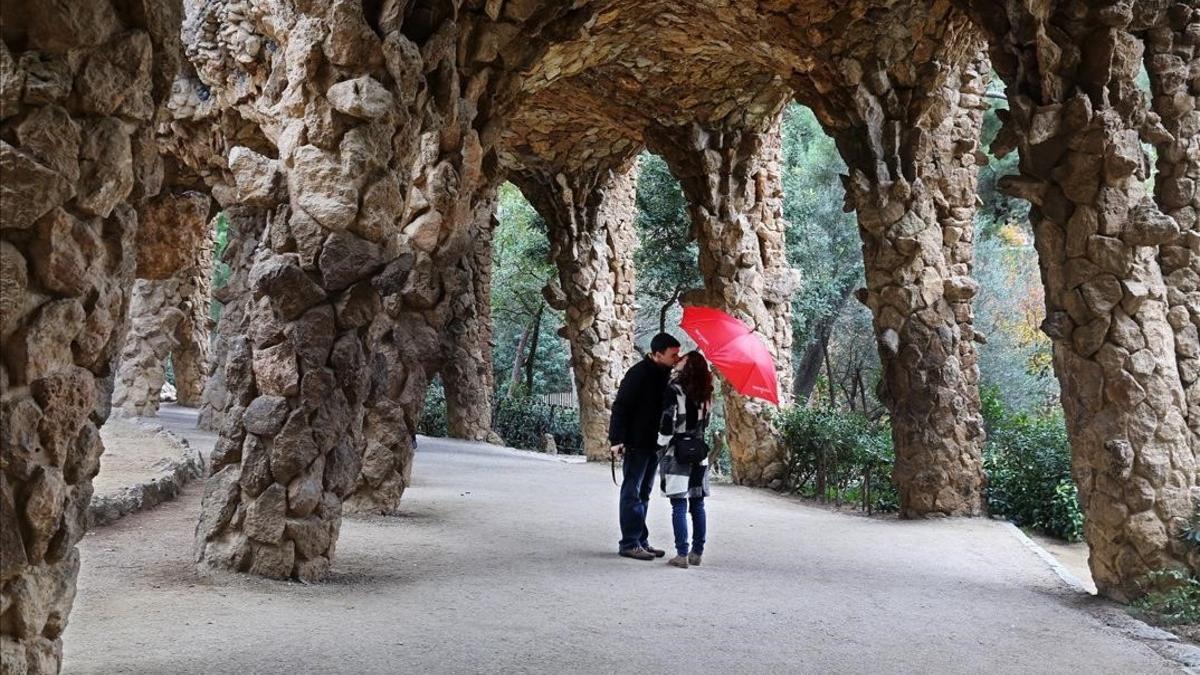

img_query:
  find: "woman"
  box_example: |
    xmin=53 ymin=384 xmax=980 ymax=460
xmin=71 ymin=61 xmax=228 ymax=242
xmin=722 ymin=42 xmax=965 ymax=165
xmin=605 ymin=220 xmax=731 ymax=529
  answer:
xmin=656 ymin=350 xmax=713 ymax=569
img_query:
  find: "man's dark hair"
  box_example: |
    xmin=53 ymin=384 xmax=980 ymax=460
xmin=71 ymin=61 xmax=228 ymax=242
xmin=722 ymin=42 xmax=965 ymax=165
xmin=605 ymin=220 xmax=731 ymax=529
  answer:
xmin=649 ymin=332 xmax=681 ymax=354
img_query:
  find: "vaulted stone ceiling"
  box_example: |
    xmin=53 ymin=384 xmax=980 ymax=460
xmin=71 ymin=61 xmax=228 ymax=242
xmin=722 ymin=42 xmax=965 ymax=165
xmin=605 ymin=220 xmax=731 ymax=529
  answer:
xmin=499 ymin=0 xmax=977 ymax=175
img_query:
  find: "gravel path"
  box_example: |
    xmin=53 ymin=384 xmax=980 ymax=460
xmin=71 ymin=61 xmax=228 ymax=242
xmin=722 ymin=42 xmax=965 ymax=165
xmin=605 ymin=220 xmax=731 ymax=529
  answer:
xmin=66 ymin=412 xmax=1176 ymax=674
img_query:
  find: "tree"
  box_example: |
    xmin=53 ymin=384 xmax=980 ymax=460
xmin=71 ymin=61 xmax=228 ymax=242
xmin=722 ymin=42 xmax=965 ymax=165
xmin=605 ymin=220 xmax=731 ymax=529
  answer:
xmin=779 ymin=103 xmax=870 ymax=404
xmin=491 ymin=183 xmax=572 ymax=398
xmin=634 ymin=153 xmax=701 ymax=335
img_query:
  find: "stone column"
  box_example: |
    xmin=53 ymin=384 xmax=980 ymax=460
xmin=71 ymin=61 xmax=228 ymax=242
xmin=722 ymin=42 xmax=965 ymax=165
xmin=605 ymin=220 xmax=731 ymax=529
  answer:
xmin=112 ymin=190 xmax=212 ymax=416
xmin=829 ymin=43 xmax=990 ymax=517
xmin=186 ymin=2 xmax=595 ymax=559
xmin=650 ymin=116 xmax=798 ymax=488
xmin=966 ymin=0 xmax=1198 ymax=600
xmin=0 ymin=1 xmax=170 ymax=670
xmin=1145 ymin=7 xmax=1200 ymax=450
xmin=513 ymin=160 xmax=640 ymax=462
xmin=441 ymin=195 xmax=500 ymax=443
xmin=197 ymin=205 xmax=269 ymax=432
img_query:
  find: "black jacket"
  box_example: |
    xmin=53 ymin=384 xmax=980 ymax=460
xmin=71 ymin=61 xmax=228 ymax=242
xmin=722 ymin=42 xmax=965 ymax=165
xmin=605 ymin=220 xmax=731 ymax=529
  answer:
xmin=608 ymin=356 xmax=671 ymax=453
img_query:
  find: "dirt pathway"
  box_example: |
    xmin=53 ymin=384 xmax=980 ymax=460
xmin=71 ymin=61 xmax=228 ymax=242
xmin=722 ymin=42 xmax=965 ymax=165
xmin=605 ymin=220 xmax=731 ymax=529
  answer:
xmin=66 ymin=416 xmax=1176 ymax=674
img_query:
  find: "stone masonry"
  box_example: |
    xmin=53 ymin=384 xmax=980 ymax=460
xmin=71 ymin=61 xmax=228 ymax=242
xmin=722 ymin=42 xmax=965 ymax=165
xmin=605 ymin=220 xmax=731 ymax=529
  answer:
xmin=184 ymin=1 xmax=599 ymax=573
xmin=441 ymin=194 xmax=501 ymax=444
xmin=0 ymin=0 xmax=178 ymax=671
xmin=112 ymin=190 xmax=213 ymax=416
xmin=826 ymin=25 xmax=990 ymax=518
xmin=964 ymin=0 xmax=1199 ymax=601
xmin=650 ymin=112 xmax=799 ymax=488
xmin=514 ymin=160 xmax=640 ymax=462
xmin=4 ymin=10 xmax=1198 ymax=669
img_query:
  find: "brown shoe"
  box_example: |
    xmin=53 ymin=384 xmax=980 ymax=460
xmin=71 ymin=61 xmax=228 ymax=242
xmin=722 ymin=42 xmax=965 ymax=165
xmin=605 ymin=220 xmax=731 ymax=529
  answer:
xmin=688 ymin=552 xmax=702 ymax=566
xmin=667 ymin=555 xmax=689 ymax=569
xmin=619 ymin=547 xmax=655 ymax=561
xmin=643 ymin=545 xmax=666 ymax=558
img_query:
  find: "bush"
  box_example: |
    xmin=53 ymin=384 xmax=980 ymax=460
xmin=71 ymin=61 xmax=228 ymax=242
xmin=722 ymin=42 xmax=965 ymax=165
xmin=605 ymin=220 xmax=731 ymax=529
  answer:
xmin=417 ymin=380 xmax=448 ymax=437
xmin=492 ymin=396 xmax=583 ymax=455
xmin=777 ymin=405 xmax=897 ymax=513
xmin=1130 ymin=508 xmax=1200 ymax=629
xmin=1132 ymin=569 xmax=1200 ymax=626
xmin=982 ymin=388 xmax=1084 ymax=542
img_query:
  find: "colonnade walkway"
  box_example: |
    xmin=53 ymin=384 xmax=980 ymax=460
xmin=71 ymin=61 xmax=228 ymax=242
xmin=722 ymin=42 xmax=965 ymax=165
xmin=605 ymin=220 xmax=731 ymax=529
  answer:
xmin=65 ymin=409 xmax=1176 ymax=673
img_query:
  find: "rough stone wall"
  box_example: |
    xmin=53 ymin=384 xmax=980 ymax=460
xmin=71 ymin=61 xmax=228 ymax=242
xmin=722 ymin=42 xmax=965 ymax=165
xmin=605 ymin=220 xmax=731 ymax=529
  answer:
xmin=197 ymin=205 xmax=268 ymax=432
xmin=1145 ymin=7 xmax=1200 ymax=461
xmin=184 ymin=1 xmax=598 ymax=577
xmin=931 ymin=52 xmax=990 ymax=484
xmin=827 ymin=31 xmax=990 ymax=518
xmin=0 ymin=0 xmax=177 ymax=670
xmin=441 ymin=194 xmax=500 ymax=443
xmin=650 ymin=114 xmax=798 ymax=488
xmin=112 ymin=190 xmax=213 ymax=416
xmin=964 ymin=0 xmax=1199 ymax=600
xmin=514 ymin=159 xmax=640 ymax=462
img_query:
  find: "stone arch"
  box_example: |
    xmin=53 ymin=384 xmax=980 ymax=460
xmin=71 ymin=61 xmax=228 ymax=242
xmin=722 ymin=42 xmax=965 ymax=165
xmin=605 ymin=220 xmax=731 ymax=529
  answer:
xmin=180 ymin=0 xmax=606 ymax=578
xmin=781 ymin=13 xmax=992 ymax=517
xmin=508 ymin=159 xmax=641 ymax=462
xmin=111 ymin=189 xmax=214 ymax=416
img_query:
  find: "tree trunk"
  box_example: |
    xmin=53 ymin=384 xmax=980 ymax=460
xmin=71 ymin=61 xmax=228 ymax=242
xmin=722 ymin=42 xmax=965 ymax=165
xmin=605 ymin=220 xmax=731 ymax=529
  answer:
xmin=793 ymin=282 xmax=856 ymax=403
xmin=508 ymin=320 xmax=535 ymax=399
xmin=524 ymin=304 xmax=544 ymax=395
xmin=659 ymin=287 xmax=681 ymax=335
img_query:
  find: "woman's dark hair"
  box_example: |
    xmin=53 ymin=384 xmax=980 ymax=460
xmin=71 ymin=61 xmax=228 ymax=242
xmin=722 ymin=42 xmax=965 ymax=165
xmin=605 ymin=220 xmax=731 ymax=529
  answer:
xmin=677 ymin=350 xmax=714 ymax=405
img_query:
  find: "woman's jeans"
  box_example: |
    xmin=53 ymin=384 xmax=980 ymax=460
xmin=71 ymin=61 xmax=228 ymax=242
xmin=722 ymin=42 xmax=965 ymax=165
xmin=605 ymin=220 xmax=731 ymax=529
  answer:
xmin=670 ymin=497 xmax=706 ymax=557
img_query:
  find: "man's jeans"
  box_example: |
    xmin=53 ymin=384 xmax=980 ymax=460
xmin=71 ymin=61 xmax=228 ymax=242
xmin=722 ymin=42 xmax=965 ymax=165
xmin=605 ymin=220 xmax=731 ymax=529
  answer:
xmin=618 ymin=449 xmax=657 ymax=551
xmin=670 ymin=497 xmax=706 ymax=557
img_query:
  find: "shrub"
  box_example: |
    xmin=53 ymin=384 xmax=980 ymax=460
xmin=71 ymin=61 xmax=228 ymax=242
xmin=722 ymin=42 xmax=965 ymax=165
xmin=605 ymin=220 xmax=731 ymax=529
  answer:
xmin=417 ymin=380 xmax=449 ymax=437
xmin=777 ymin=405 xmax=897 ymax=513
xmin=492 ymin=396 xmax=583 ymax=455
xmin=1132 ymin=569 xmax=1200 ymax=626
xmin=982 ymin=388 xmax=1083 ymax=542
xmin=1130 ymin=508 xmax=1200 ymax=628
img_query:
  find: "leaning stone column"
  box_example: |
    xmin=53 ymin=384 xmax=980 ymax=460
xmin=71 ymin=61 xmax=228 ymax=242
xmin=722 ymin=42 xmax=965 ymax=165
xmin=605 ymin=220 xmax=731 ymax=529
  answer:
xmin=0 ymin=1 xmax=171 ymax=670
xmin=1145 ymin=8 xmax=1200 ymax=449
xmin=112 ymin=190 xmax=212 ymax=416
xmin=830 ymin=41 xmax=991 ymax=517
xmin=650 ymin=116 xmax=798 ymax=488
xmin=966 ymin=0 xmax=1198 ymax=599
xmin=811 ymin=25 xmax=991 ymax=518
xmin=513 ymin=160 xmax=640 ymax=462
xmin=441 ymin=195 xmax=500 ymax=443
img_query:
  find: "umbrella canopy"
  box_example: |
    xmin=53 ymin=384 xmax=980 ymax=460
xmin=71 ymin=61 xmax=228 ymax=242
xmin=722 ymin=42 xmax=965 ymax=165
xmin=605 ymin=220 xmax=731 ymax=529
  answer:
xmin=679 ymin=305 xmax=779 ymax=406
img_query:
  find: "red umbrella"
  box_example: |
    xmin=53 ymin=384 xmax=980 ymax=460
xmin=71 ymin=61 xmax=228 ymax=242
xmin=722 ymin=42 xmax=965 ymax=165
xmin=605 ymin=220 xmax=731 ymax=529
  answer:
xmin=679 ymin=305 xmax=780 ymax=406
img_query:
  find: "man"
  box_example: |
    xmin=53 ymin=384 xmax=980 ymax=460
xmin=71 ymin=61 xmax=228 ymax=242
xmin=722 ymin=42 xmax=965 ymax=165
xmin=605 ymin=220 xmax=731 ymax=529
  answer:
xmin=609 ymin=332 xmax=681 ymax=560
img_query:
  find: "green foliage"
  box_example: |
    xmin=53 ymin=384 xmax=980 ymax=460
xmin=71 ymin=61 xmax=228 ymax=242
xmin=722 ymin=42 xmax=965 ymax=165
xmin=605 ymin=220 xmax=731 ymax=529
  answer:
xmin=974 ymin=237 xmax=1059 ymax=413
xmin=777 ymin=404 xmax=898 ymax=513
xmin=491 ymin=183 xmax=572 ymax=396
xmin=779 ymin=104 xmax=863 ymax=356
xmin=1130 ymin=508 xmax=1200 ymax=627
xmin=975 ymin=78 xmax=1030 ymax=240
xmin=1181 ymin=507 xmax=1200 ymax=551
xmin=418 ymin=380 xmax=449 ymax=438
xmin=634 ymin=154 xmax=701 ymax=332
xmin=1132 ymin=569 xmax=1200 ymax=626
xmin=492 ymin=397 xmax=583 ymax=455
xmin=982 ymin=388 xmax=1084 ymax=542
xmin=210 ymin=212 xmax=232 ymax=323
